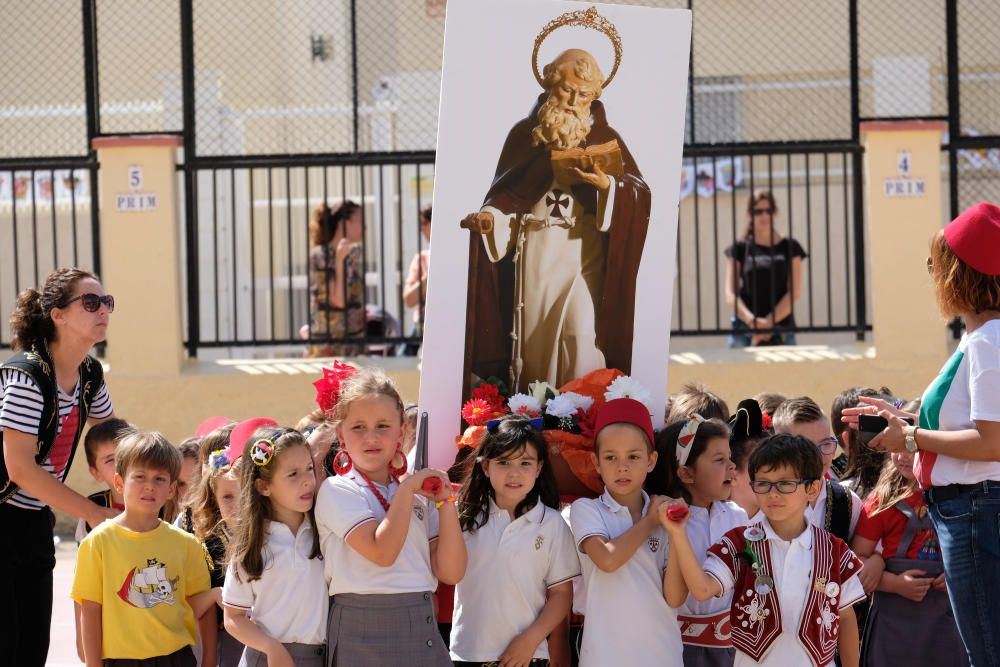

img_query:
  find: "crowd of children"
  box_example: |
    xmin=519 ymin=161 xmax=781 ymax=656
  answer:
xmin=67 ymin=373 xmax=970 ymax=667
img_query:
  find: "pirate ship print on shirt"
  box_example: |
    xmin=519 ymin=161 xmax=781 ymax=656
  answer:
xmin=117 ymin=557 xmax=181 ymax=608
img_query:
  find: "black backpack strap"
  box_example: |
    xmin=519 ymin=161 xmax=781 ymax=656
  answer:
xmin=826 ymin=479 xmax=852 ymax=542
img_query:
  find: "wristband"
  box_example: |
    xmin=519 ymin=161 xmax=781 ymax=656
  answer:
xmin=435 ymin=496 xmax=457 ymax=509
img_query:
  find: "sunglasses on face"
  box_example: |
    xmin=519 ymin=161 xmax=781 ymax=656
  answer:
xmin=814 ymin=436 xmax=840 ymax=455
xmin=752 ymin=207 xmax=774 ymax=216
xmin=750 ymin=479 xmax=815 ymax=495
xmin=62 ymin=293 xmax=115 ymax=313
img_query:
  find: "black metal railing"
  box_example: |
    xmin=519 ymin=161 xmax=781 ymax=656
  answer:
xmin=0 ymin=159 xmax=101 ymax=349
xmin=180 ymin=153 xmax=433 ymax=355
xmin=673 ymin=142 xmax=869 ymax=340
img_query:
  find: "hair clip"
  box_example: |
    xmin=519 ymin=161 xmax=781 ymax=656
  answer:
xmin=676 ymin=413 xmax=706 ymax=466
xmin=250 ymin=439 xmax=275 ymax=467
xmin=208 ymin=449 xmax=230 ymax=473
xmin=486 ymin=416 xmax=543 ymax=432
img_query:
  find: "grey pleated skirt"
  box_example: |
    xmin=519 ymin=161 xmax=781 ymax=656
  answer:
xmin=218 ymin=628 xmax=245 ymax=667
xmin=240 ymin=642 xmax=325 ymax=667
xmin=327 ymin=591 xmax=452 ymax=667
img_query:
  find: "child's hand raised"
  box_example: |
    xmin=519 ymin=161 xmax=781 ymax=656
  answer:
xmin=403 ymin=469 xmax=452 ymax=501
xmin=659 ymin=498 xmax=690 ymax=533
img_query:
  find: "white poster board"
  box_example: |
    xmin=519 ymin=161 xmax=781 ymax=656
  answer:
xmin=420 ymin=0 xmax=691 ymax=468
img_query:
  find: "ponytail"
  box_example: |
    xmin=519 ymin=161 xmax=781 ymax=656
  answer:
xmin=310 ymin=200 xmax=362 ymax=247
xmin=9 ymin=268 xmax=98 ymax=350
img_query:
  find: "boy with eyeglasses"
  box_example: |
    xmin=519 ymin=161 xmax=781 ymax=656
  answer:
xmin=772 ymin=397 xmax=862 ymax=543
xmin=663 ymin=434 xmax=866 ymax=667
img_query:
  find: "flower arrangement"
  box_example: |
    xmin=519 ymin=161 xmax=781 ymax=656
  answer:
xmin=459 ymin=368 xmax=650 ymax=436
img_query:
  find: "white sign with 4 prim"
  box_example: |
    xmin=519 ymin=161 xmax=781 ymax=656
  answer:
xmin=116 ymin=164 xmax=157 ymax=211
xmin=883 ymin=150 xmax=926 ymax=198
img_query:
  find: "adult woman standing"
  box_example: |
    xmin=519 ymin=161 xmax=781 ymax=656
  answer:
xmin=0 ymin=268 xmax=116 ymax=666
xmin=305 ymin=200 xmax=365 ymax=357
xmin=724 ymin=190 xmax=807 ymax=347
xmin=850 ymin=202 xmax=1000 ymax=667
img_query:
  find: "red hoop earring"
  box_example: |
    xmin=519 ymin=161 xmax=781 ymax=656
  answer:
xmin=388 ymin=447 xmax=408 ymax=481
xmin=332 ymin=448 xmax=353 ymax=476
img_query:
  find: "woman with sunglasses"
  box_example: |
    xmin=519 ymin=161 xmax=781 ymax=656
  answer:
xmin=0 ymin=268 xmax=116 ymax=666
xmin=843 ymin=202 xmax=1000 ymax=667
xmin=724 ymin=190 xmax=807 ymax=347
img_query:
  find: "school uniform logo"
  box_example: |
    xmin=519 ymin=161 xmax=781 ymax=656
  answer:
xmin=648 ymin=536 xmax=661 ymax=553
xmin=535 ymin=535 xmax=545 ymax=550
xmin=116 ymin=558 xmax=179 ymax=609
xmin=413 ymin=505 xmax=425 ymax=521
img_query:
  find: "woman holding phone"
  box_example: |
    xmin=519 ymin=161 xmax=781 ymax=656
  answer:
xmin=843 ymin=202 xmax=1000 ymax=667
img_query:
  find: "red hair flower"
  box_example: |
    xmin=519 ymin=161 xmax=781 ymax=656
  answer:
xmin=462 ymin=398 xmax=494 ymax=427
xmin=313 ymin=361 xmax=357 ymax=415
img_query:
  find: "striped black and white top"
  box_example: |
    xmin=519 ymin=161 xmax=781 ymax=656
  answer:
xmin=0 ymin=368 xmax=113 ymax=510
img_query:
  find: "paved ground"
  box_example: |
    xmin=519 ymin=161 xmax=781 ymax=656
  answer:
xmin=49 ymin=538 xmax=82 ymax=666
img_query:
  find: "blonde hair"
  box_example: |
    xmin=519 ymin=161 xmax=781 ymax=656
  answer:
xmin=866 ymin=456 xmax=918 ymax=518
xmin=930 ymin=231 xmax=1000 ymax=317
xmin=185 ymin=426 xmax=240 ymax=542
xmin=332 ymin=368 xmax=404 ymax=426
xmin=772 ymin=396 xmax=825 ymax=432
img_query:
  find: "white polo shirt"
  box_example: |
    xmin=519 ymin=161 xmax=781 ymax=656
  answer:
xmin=450 ymin=499 xmax=580 ymax=662
xmin=569 ymin=490 xmax=683 ymax=667
xmin=221 ymin=518 xmax=327 ymax=645
xmin=315 ymin=470 xmax=439 ymax=595
xmin=704 ymin=516 xmax=865 ymax=667
xmin=806 ymin=481 xmax=862 ymax=540
xmin=682 ymin=500 xmax=749 ymax=617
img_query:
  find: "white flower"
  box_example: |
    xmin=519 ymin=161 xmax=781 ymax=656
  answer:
xmin=545 ymin=394 xmax=578 ymax=419
xmin=561 ymin=391 xmax=594 ymax=412
xmin=528 ymin=381 xmax=558 ymax=404
xmin=508 ymin=393 xmax=543 ymax=417
xmin=604 ymin=375 xmax=653 ymax=411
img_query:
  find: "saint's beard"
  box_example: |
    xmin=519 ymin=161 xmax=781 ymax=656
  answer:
xmin=531 ymin=94 xmax=592 ymax=151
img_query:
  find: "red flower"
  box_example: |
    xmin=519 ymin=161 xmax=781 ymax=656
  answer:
xmin=462 ymin=398 xmax=494 ymax=426
xmin=313 ymin=361 xmax=357 ymax=414
xmin=472 ymin=383 xmax=504 ymax=410
xmin=761 ymin=413 xmax=773 ymax=431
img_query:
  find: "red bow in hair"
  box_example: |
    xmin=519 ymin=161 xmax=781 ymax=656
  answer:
xmin=761 ymin=413 xmax=773 ymax=431
xmin=314 ymin=361 xmax=358 ymax=415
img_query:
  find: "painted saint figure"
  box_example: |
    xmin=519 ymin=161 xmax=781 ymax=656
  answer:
xmin=462 ymin=44 xmax=651 ymax=394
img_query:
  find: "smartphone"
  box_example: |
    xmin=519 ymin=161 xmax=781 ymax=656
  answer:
xmin=858 ymin=413 xmax=916 ymax=446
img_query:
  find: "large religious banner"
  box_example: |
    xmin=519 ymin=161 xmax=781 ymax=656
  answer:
xmin=420 ymin=0 xmax=691 ymax=471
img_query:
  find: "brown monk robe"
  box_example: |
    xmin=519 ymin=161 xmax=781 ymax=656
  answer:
xmin=462 ymin=49 xmax=651 ymax=398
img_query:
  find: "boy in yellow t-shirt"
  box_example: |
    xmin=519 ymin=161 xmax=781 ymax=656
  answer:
xmin=72 ymin=430 xmax=217 ymax=666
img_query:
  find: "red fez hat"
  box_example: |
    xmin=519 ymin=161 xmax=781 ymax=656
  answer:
xmin=592 ymin=398 xmax=654 ymax=447
xmin=943 ymin=202 xmax=1000 ymax=276
xmin=225 ymin=417 xmax=278 ymax=462
xmin=194 ymin=416 xmax=235 ymax=439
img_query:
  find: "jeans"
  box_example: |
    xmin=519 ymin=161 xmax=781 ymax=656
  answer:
xmin=928 ymin=481 xmax=1000 ymax=667
xmin=728 ymin=316 xmax=798 ymax=348
xmin=0 ymin=503 xmax=56 ymax=667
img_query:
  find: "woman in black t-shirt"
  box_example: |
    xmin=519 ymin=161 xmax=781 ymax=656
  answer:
xmin=724 ymin=190 xmax=807 ymax=347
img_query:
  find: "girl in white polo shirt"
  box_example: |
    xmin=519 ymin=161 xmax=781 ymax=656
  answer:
xmin=450 ymin=416 xmax=580 ymax=666
xmin=315 ymin=368 xmax=466 ymax=667
xmin=222 ymin=426 xmax=327 ymax=667
xmin=651 ymin=415 xmax=747 ymax=667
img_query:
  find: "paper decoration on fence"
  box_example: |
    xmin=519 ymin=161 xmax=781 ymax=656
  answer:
xmin=1 ymin=170 xmax=89 ymax=208
xmin=679 ymin=157 xmax=744 ymax=200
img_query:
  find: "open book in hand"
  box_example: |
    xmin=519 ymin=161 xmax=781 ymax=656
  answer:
xmin=550 ymin=139 xmax=625 ymax=185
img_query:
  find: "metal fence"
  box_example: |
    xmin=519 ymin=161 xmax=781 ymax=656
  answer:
xmin=2 ymin=0 xmax=998 ymax=352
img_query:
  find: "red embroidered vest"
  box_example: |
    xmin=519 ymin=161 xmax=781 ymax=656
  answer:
xmin=707 ymin=524 xmax=863 ymax=666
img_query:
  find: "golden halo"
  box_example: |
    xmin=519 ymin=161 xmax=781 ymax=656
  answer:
xmin=533 ymin=6 xmax=623 ymax=90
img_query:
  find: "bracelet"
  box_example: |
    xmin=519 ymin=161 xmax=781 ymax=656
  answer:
xmin=435 ymin=496 xmax=457 ymax=509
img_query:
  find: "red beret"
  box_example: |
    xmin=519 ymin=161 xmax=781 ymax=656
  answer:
xmin=592 ymin=398 xmax=654 ymax=448
xmin=943 ymin=202 xmax=1000 ymax=276
xmin=194 ymin=415 xmax=234 ymax=439
xmin=225 ymin=417 xmax=277 ymax=462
